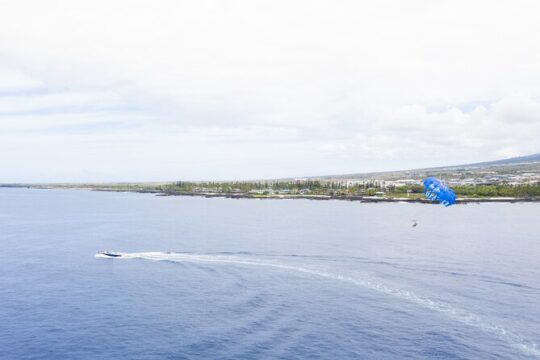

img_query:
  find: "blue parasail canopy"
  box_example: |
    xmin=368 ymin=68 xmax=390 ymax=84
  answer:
xmin=423 ymin=177 xmax=457 ymax=207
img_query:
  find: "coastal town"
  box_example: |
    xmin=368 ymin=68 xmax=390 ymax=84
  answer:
xmin=3 ymin=155 xmax=539 ymax=202
xmin=139 ymin=157 xmax=540 ymax=201
xmin=156 ymin=168 xmax=540 ymax=201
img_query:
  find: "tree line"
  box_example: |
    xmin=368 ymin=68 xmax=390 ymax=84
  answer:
xmin=156 ymin=181 xmax=540 ymax=198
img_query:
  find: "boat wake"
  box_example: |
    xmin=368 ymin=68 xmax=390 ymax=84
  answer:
xmin=96 ymin=251 xmax=539 ymax=357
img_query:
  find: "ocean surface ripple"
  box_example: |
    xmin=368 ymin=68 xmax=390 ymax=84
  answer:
xmin=1 ymin=188 xmax=539 ymax=359
xmin=97 ymin=251 xmax=540 ymax=358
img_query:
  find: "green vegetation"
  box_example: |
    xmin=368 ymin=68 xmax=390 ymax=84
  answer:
xmin=452 ymin=184 xmax=540 ymax=197
xmin=151 ymin=181 xmax=540 ymax=198
xmin=7 ymin=179 xmax=538 ymax=199
xmin=386 ymin=184 xmax=540 ymax=198
xmin=159 ymin=180 xmax=347 ymax=195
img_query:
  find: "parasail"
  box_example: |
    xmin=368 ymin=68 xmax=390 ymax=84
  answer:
xmin=423 ymin=177 xmax=457 ymax=207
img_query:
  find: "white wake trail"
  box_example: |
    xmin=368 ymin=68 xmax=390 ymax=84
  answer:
xmin=98 ymin=251 xmax=540 ymax=357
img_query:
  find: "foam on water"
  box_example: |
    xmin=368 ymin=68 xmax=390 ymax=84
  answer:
xmin=97 ymin=251 xmax=539 ymax=357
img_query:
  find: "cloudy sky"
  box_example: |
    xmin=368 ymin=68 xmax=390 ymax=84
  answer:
xmin=1 ymin=0 xmax=540 ymax=182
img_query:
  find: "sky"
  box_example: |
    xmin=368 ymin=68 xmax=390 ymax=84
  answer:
xmin=1 ymin=0 xmax=540 ymax=182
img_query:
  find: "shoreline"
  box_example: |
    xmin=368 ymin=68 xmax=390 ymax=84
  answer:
xmin=102 ymin=188 xmax=540 ymax=203
xmin=2 ymin=185 xmax=539 ymax=203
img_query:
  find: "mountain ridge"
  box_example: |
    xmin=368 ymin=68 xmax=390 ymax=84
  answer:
xmin=315 ymin=153 xmax=540 ymax=180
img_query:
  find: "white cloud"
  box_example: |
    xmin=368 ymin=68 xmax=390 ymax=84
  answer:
xmin=0 ymin=90 xmax=127 ymax=114
xmin=0 ymin=0 xmax=540 ymax=181
xmin=492 ymin=94 xmax=540 ymax=124
xmin=0 ymin=66 xmax=45 ymax=92
xmin=368 ymin=95 xmax=540 ymax=163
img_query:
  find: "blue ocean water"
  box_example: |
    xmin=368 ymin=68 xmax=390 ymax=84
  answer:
xmin=1 ymin=188 xmax=539 ymax=359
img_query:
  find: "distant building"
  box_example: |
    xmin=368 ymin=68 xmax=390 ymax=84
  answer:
xmin=248 ymin=189 xmax=265 ymax=194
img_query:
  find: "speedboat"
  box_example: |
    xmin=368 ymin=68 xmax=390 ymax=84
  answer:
xmin=97 ymin=250 xmax=122 ymax=258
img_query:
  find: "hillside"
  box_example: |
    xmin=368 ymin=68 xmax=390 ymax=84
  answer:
xmin=316 ymin=153 xmax=540 ymax=182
